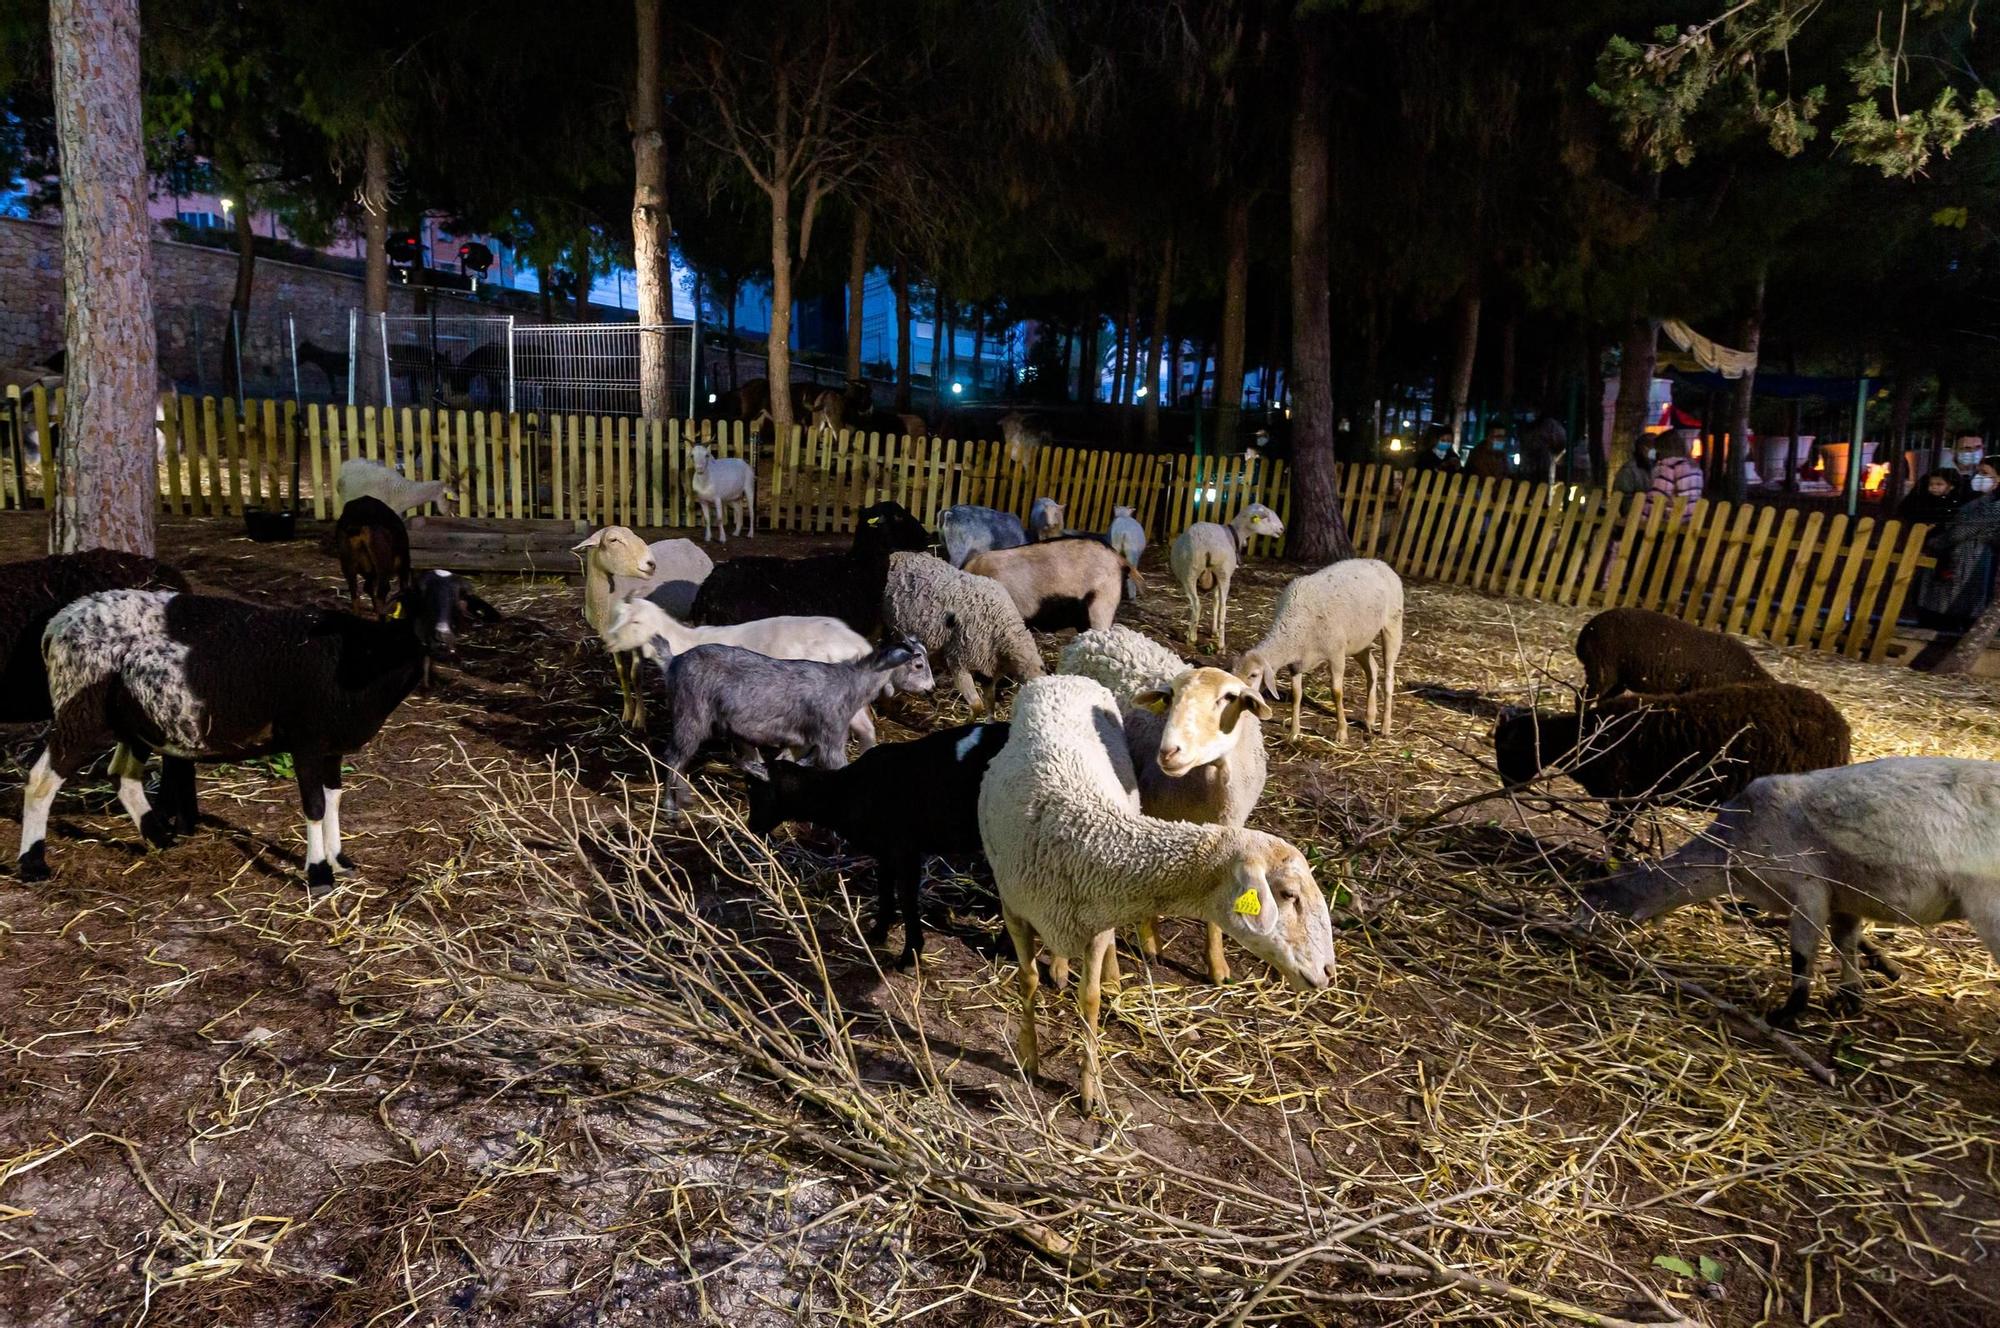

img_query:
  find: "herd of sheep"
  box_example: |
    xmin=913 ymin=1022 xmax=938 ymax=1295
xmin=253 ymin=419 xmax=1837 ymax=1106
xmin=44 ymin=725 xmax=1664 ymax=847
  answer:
xmin=4 ymin=453 xmax=2000 ymax=1112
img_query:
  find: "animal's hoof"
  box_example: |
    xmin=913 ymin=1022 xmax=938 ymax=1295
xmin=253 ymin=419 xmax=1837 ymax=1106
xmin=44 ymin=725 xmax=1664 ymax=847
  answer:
xmin=867 ymin=918 xmax=893 ymax=946
xmin=1829 ymin=989 xmax=1864 ymax=1018
xmin=1764 ymin=1002 xmax=1804 ymax=1030
xmin=894 ymin=946 xmax=922 ymax=972
xmin=139 ymin=808 xmax=179 ymax=849
xmin=17 ymin=843 xmax=50 ymax=881
xmin=334 ymin=852 xmax=356 ymax=872
xmin=306 ymin=860 xmax=335 ymax=889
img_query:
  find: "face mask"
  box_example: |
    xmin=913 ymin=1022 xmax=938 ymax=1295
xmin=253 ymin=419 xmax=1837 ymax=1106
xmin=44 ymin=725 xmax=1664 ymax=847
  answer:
xmin=1434 ymin=442 xmax=1451 ymax=458
xmin=1959 ymin=452 xmax=1984 ymax=469
xmin=1975 ymin=475 xmax=1997 ymax=494
xmin=1491 ymin=439 xmax=1506 ymax=451
xmin=1642 ymin=448 xmax=1657 ymax=463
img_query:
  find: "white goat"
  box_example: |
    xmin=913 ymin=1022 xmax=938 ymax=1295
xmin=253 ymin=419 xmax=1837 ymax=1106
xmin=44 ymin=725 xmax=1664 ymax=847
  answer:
xmin=690 ymin=444 xmax=756 ymax=542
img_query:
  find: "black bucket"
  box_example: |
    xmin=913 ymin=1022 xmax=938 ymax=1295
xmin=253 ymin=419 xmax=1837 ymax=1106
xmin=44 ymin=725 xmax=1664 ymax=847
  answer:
xmin=244 ymin=507 xmax=297 ymax=542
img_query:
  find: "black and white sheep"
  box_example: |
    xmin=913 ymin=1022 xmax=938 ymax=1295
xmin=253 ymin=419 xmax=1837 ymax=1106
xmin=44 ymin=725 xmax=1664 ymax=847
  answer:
xmin=1575 ymin=607 xmax=1773 ymax=701
xmin=17 ymin=588 xmax=437 ymax=886
xmin=0 ymin=549 xmax=189 ymax=725
xmin=880 ymin=552 xmax=1043 ymax=714
xmin=963 ymin=536 xmax=1134 ymax=633
xmin=938 ymin=503 xmax=1029 ymax=568
xmin=335 ymin=496 xmax=412 ymax=618
xmin=688 ymin=500 xmax=931 ymax=634
xmin=1578 ymin=757 xmax=2000 ymax=1028
xmin=746 ymin=721 xmax=1011 ymax=967
xmin=653 ymin=638 xmax=934 ymax=807
xmin=1493 ymin=681 xmax=1851 ymax=812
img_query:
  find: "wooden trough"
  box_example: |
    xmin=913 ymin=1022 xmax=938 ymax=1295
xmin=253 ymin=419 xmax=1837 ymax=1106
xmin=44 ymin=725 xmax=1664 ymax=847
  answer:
xmin=408 ymin=515 xmax=591 ymax=578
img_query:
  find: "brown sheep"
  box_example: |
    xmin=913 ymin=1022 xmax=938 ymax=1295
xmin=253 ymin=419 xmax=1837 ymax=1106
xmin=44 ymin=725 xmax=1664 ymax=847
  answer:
xmin=965 ymin=536 xmax=1136 ymax=633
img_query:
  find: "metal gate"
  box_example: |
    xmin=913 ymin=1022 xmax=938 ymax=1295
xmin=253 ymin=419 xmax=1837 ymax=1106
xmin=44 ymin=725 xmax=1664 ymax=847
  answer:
xmin=362 ymin=316 xmax=698 ymax=417
xmin=374 ymin=314 xmax=515 ymax=412
xmin=511 ymin=323 xmax=696 ymax=417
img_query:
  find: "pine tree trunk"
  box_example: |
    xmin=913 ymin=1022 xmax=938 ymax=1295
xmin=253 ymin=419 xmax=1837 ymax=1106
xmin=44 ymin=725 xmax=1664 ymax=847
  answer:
xmin=50 ymin=0 xmax=156 ymax=556
xmin=359 ymin=126 xmax=390 ymax=406
xmin=1497 ymin=315 xmax=1516 ymax=425
xmin=845 ymin=209 xmax=869 ymax=383
xmin=1120 ymin=267 xmax=1140 ymax=446
xmin=631 ymin=0 xmax=671 ymax=421
xmin=1077 ymin=318 xmax=1099 ymax=408
xmin=1215 ymin=196 xmax=1250 ymax=452
xmin=1286 ymin=16 xmax=1350 ymax=563
xmin=1725 ymin=266 xmax=1765 ymax=502
xmin=1886 ymin=367 xmax=1916 ymax=510
xmin=1610 ymin=316 xmax=1658 ymax=476
xmin=767 ymin=186 xmax=794 ymax=432
xmin=725 ymin=283 xmax=739 ymax=391
xmin=930 ymin=281 xmax=946 ymax=414
xmin=1144 ymin=234 xmax=1173 ymax=449
xmin=893 ymin=260 xmax=912 ymax=412
xmin=226 ymin=185 xmax=256 ymax=400
xmin=1109 ymin=309 xmax=1127 ymax=411
xmin=970 ymin=318 xmax=985 ymax=393
xmin=1444 ymin=280 xmax=1481 ymax=445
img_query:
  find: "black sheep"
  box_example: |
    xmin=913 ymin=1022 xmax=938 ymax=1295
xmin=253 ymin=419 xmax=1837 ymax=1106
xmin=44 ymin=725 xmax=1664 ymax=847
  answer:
xmin=688 ymin=500 xmax=931 ymax=634
xmin=335 ymin=496 xmax=412 ymax=618
xmin=0 ymin=549 xmax=188 ymax=724
xmin=1575 ymin=608 xmax=1772 ymax=701
xmin=18 ymin=587 xmax=438 ymax=886
xmin=1493 ymin=682 xmax=1851 ymax=810
xmin=746 ymin=721 xmax=1010 ymax=967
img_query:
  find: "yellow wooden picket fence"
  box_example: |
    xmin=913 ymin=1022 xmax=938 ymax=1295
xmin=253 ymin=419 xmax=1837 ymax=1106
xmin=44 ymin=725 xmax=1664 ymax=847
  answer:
xmin=1334 ymin=464 xmax=1929 ymax=662
xmin=0 ymin=387 xmax=1291 ymax=556
xmin=0 ymin=387 xmax=1927 ymax=662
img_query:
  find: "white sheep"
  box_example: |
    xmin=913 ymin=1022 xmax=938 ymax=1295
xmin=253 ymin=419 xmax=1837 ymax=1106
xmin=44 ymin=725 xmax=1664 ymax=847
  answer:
xmin=1168 ymin=502 xmax=1284 ymax=653
xmin=1106 ymin=505 xmax=1146 ymax=599
xmin=1059 ymin=626 xmax=1272 ymax=983
xmin=1028 ymin=496 xmax=1065 ymax=541
xmin=336 ymin=457 xmax=457 ymax=515
xmin=573 ymin=525 xmax=715 ymax=730
xmin=603 ymin=596 xmax=895 ymax=748
xmin=690 ymin=444 xmax=756 ymax=542
xmin=880 ymin=552 xmax=1043 ymax=715
xmin=977 ymin=675 xmax=1336 ymax=1112
xmin=1235 ymin=558 xmax=1403 ymax=744
xmin=1580 ymin=757 xmax=2000 ymax=1029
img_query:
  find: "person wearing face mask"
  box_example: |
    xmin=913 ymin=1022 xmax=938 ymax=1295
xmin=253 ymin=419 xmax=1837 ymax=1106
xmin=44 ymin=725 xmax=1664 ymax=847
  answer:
xmin=1926 ymin=459 xmax=2000 ymax=627
xmin=1412 ymin=425 xmax=1459 ymax=474
xmin=1952 ymin=437 xmax=1988 ymax=495
xmin=1467 ymin=423 xmax=1512 ymax=479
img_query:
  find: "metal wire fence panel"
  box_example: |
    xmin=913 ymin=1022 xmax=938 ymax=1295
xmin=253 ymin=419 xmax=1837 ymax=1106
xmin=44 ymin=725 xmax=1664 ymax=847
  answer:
xmin=376 ymin=314 xmax=516 ymax=412
xmin=512 ymin=323 xmax=695 ymax=418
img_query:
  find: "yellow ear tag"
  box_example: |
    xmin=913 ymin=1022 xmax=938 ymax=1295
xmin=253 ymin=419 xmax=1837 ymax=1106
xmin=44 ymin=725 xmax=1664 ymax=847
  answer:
xmin=388 ymin=602 xmax=405 ymax=620
xmin=1233 ymin=889 xmax=1261 ymax=916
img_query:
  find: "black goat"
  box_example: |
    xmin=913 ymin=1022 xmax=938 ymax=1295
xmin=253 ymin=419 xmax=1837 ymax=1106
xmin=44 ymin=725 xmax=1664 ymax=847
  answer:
xmin=18 ymin=588 xmax=437 ymax=886
xmin=407 ymin=569 xmax=501 ymax=687
xmin=336 ymin=496 xmax=412 ymax=618
xmin=688 ymin=500 xmax=931 ymax=633
xmin=746 ymin=722 xmax=1010 ymax=967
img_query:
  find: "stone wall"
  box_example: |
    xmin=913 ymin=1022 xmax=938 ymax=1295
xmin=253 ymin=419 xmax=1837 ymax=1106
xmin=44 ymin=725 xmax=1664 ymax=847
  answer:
xmin=0 ymin=215 xmax=498 ymax=401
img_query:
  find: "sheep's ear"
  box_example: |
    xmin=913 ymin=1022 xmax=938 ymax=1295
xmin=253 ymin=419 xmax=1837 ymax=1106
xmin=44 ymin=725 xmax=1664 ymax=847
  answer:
xmin=572 ymin=530 xmax=605 ymax=552
xmin=1132 ymin=687 xmax=1172 ymax=714
xmin=1227 ymin=689 xmax=1273 ymax=726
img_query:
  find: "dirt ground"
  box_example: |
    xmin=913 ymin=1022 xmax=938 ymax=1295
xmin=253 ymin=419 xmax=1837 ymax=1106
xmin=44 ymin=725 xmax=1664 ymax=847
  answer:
xmin=3 ymin=510 xmax=1999 ymax=1327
